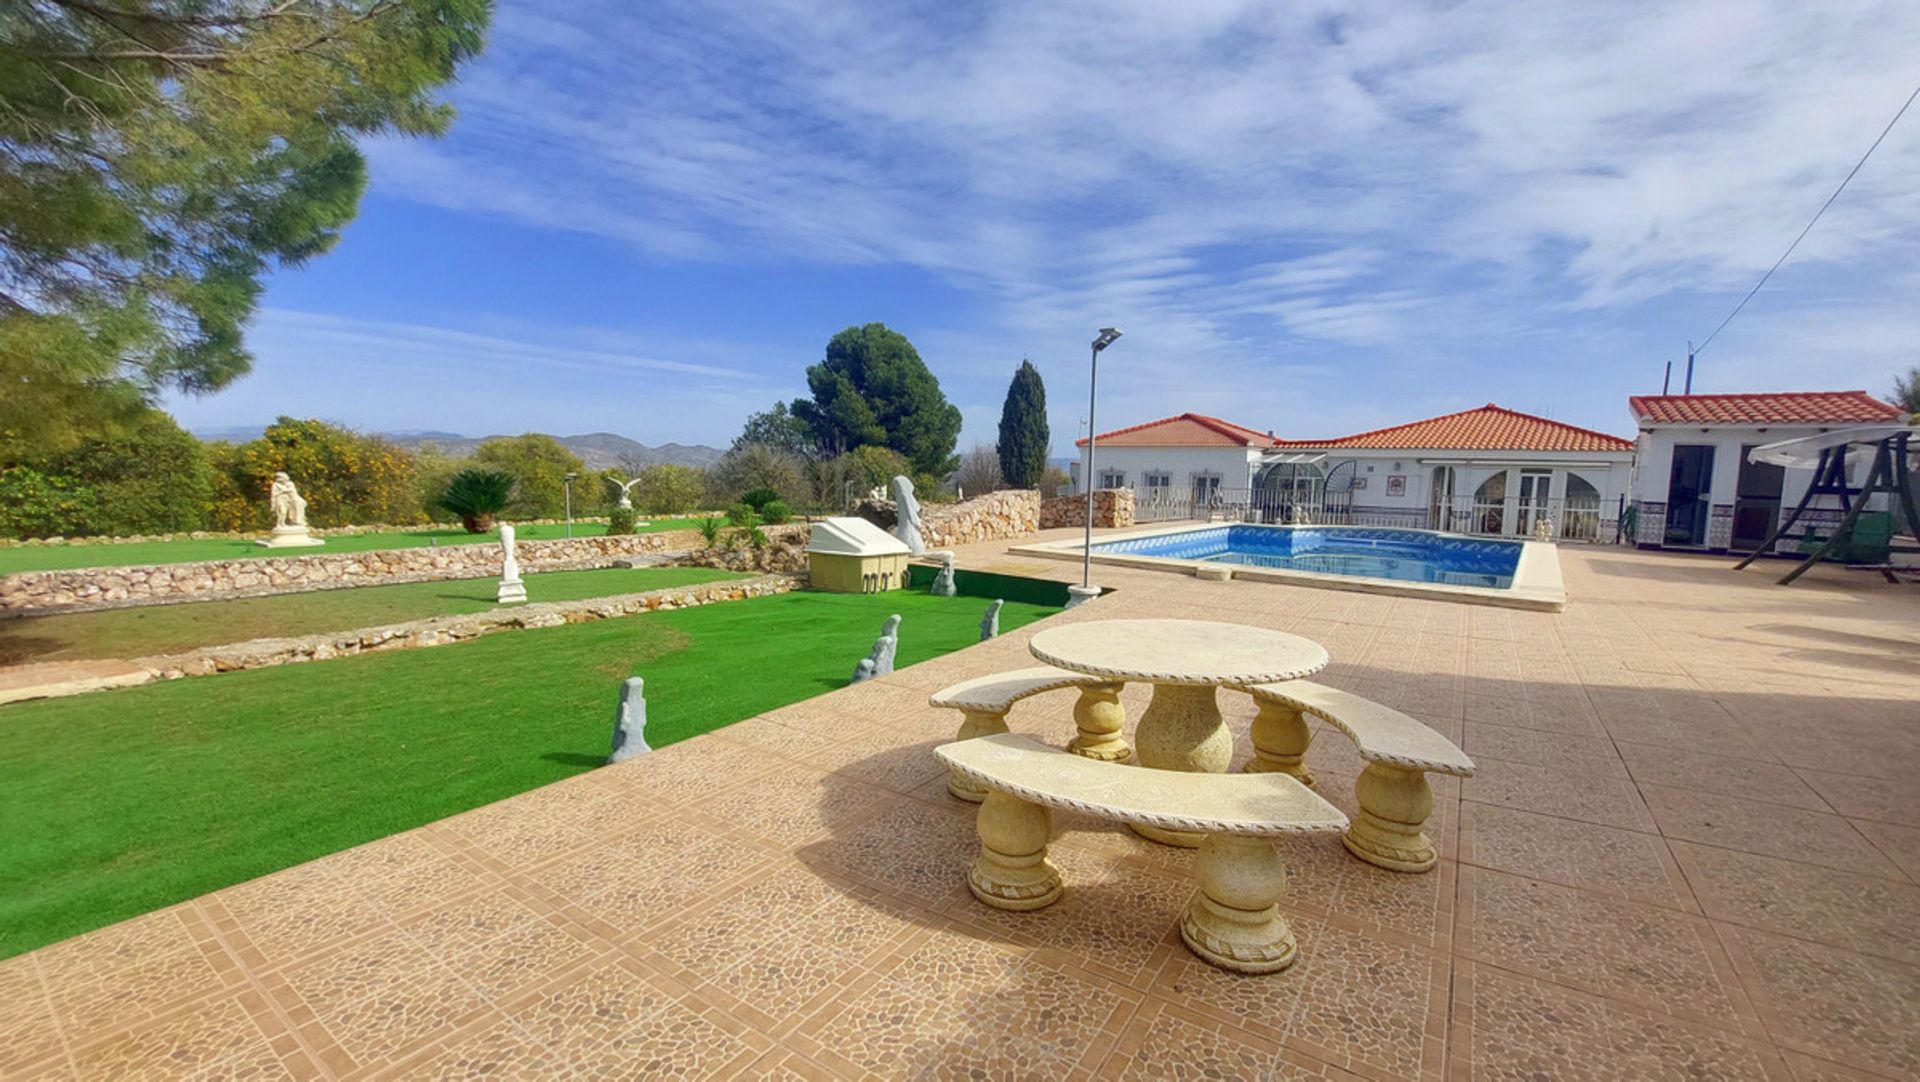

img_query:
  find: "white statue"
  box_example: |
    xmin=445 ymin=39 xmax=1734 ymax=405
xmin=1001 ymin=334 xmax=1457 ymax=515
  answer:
xmin=891 ymin=475 xmax=925 ymax=555
xmin=256 ymin=471 xmax=324 ymax=548
xmin=270 ymin=472 xmax=307 ymax=528
xmin=497 ymin=523 xmax=527 ymax=603
xmin=1532 ymin=517 xmax=1556 ymax=542
xmin=608 ymin=475 xmax=643 ymax=511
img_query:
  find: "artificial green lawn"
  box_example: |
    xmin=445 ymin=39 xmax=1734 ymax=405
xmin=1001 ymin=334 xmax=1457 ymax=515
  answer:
xmin=0 ymin=566 xmax=746 ymax=666
xmin=0 ymin=589 xmax=1056 ymax=958
xmin=0 ymin=519 xmax=706 ymax=575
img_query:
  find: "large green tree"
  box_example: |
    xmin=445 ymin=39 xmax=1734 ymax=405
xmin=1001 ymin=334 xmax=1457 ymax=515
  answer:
xmin=208 ymin=416 xmax=418 ymax=528
xmin=1893 ymin=366 xmax=1920 ymax=412
xmin=793 ymin=323 xmax=962 ymax=476
xmin=472 ymin=434 xmax=585 ymax=519
xmin=995 ymin=358 xmax=1049 ymax=489
xmin=0 ymin=0 xmax=491 ymax=451
xmin=51 ymin=410 xmax=214 ymax=534
xmin=733 ymin=401 xmax=816 ymax=458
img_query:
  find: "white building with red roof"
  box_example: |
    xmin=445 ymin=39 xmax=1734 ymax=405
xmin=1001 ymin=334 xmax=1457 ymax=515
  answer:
xmin=1074 ymin=404 xmax=1636 ymax=540
xmin=1625 ymin=390 xmax=1904 ymax=551
xmin=1069 ymin=412 xmax=1284 ymax=508
xmin=1269 ymin=404 xmax=1636 ymax=539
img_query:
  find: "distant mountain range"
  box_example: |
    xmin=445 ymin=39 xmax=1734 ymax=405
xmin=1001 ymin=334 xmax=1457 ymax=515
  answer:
xmin=192 ymin=426 xmax=725 ymax=471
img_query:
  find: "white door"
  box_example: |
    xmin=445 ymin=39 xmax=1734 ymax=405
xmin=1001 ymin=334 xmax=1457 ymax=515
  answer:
xmin=1517 ymin=470 xmax=1553 ymax=536
xmin=1428 ymin=466 xmax=1455 ymax=530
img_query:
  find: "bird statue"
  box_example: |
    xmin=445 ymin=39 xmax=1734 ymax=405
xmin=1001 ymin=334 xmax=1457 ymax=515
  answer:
xmin=607 ymin=475 xmax=645 ymax=510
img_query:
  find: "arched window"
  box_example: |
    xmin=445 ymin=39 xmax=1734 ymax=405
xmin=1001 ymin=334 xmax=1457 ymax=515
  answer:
xmin=1473 ymin=473 xmax=1507 ymax=533
xmin=1562 ymin=473 xmax=1602 ymax=539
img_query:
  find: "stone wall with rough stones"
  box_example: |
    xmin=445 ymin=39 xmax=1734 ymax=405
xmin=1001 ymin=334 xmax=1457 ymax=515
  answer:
xmin=0 ymin=512 xmax=720 ymax=549
xmin=854 ymin=489 xmax=1041 ymax=549
xmin=670 ymin=524 xmax=809 ymax=574
xmin=135 ymin=573 xmax=803 ymax=681
xmin=1039 ymin=489 xmax=1135 ymax=530
xmin=0 ymin=532 xmax=680 ymax=614
xmin=924 ymin=489 xmax=1041 ymax=548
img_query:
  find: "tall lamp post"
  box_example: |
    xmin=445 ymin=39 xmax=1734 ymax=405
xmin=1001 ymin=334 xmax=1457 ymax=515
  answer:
xmin=563 ymin=471 xmax=579 ymax=539
xmin=1077 ymin=327 xmax=1122 ymax=604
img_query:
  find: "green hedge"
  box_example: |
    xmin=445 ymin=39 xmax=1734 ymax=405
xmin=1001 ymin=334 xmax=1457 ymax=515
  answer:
xmin=905 ymin=563 xmax=1078 ymax=607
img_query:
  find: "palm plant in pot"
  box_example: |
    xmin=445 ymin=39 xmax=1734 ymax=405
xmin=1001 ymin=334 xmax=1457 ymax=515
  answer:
xmin=437 ymin=469 xmax=517 ymax=533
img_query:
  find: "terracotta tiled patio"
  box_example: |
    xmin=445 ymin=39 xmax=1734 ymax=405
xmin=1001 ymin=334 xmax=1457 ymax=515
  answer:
xmin=5 ymin=532 xmax=1918 ymax=1079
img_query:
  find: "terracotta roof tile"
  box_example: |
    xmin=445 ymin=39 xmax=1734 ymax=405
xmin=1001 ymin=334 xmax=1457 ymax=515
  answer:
xmin=1075 ymin=413 xmax=1277 ymax=448
xmin=1627 ymin=391 xmax=1901 ymax=426
xmin=1273 ymin=404 xmax=1634 ymax=453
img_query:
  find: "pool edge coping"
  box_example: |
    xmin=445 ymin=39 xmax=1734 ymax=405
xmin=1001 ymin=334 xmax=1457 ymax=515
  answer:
xmin=1008 ymin=522 xmax=1567 ymax=612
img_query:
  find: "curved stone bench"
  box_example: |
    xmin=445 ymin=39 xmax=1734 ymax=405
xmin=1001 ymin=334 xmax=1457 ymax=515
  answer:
xmin=928 ymin=666 xmax=1130 ymax=801
xmin=1238 ymin=680 xmax=1474 ymax=874
xmin=937 ymin=733 xmax=1347 ymax=974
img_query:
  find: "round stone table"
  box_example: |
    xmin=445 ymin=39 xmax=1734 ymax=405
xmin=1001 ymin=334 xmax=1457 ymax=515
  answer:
xmin=1028 ymin=619 xmax=1329 ymax=846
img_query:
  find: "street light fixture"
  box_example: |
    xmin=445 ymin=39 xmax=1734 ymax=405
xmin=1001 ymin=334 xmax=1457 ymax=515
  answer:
xmin=1081 ymin=327 xmax=1122 ymax=597
xmin=563 ymin=471 xmax=580 ymax=539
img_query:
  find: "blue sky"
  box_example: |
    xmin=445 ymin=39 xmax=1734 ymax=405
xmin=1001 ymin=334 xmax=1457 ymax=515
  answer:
xmin=166 ymin=0 xmax=1920 ymax=452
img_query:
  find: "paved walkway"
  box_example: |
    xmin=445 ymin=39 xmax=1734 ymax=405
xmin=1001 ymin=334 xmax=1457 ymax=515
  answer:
xmin=4 ymin=534 xmax=1917 ymax=1079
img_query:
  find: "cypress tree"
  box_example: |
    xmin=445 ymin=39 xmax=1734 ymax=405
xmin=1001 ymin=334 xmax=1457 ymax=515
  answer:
xmin=996 ymin=360 xmax=1050 ymax=489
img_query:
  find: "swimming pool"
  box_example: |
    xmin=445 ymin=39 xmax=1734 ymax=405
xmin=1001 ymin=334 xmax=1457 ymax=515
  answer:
xmin=1010 ymin=522 xmax=1565 ymax=610
xmin=1093 ymin=525 xmax=1522 ymax=588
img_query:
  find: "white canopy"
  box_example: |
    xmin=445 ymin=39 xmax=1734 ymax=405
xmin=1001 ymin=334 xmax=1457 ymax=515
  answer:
xmin=805 ymin=516 xmax=910 ymax=556
xmin=1747 ymin=422 xmax=1916 ymax=469
xmin=1256 ymin=451 xmax=1327 ymax=467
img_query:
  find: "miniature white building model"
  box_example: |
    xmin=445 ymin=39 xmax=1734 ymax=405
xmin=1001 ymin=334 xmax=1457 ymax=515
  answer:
xmin=806 ymin=516 xmax=911 ymax=593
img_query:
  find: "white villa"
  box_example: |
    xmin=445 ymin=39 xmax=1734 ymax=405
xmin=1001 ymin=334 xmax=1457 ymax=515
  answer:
xmin=1074 ymin=405 xmax=1636 ymax=541
xmin=1626 ymin=390 xmax=1906 ymax=552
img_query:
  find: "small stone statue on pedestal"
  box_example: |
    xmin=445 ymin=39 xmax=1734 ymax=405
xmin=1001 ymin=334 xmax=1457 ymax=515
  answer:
xmin=256 ymin=472 xmax=325 ymax=548
xmin=496 ymin=523 xmax=527 ymax=604
xmin=850 ymin=614 xmax=901 ymax=684
xmin=931 ymin=551 xmax=957 ymax=596
xmin=608 ymin=677 xmax=650 ymax=762
xmin=980 ymin=599 xmax=1003 ymax=641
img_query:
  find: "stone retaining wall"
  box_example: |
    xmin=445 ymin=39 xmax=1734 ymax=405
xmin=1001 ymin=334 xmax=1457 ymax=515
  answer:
xmin=0 ymin=532 xmax=682 ymax=614
xmin=853 ymin=489 xmax=1042 ymax=549
xmin=1040 ymin=489 xmax=1135 ymax=530
xmin=925 ymin=489 xmax=1042 ymax=548
xmin=135 ymin=573 xmax=803 ymax=681
xmin=1 ymin=490 xmax=1046 ymax=615
xmin=671 ymin=525 xmax=810 ymax=574
xmin=0 ymin=512 xmax=718 ymax=549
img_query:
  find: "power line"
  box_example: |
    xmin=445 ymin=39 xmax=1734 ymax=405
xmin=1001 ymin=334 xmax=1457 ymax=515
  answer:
xmin=1693 ymin=80 xmax=1920 ymax=356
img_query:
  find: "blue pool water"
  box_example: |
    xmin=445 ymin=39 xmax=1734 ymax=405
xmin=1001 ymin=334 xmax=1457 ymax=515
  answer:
xmin=1092 ymin=525 xmax=1523 ymax=588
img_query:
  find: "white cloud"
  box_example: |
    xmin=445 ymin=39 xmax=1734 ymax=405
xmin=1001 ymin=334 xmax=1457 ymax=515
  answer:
xmin=331 ymin=0 xmax=1920 ymax=445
